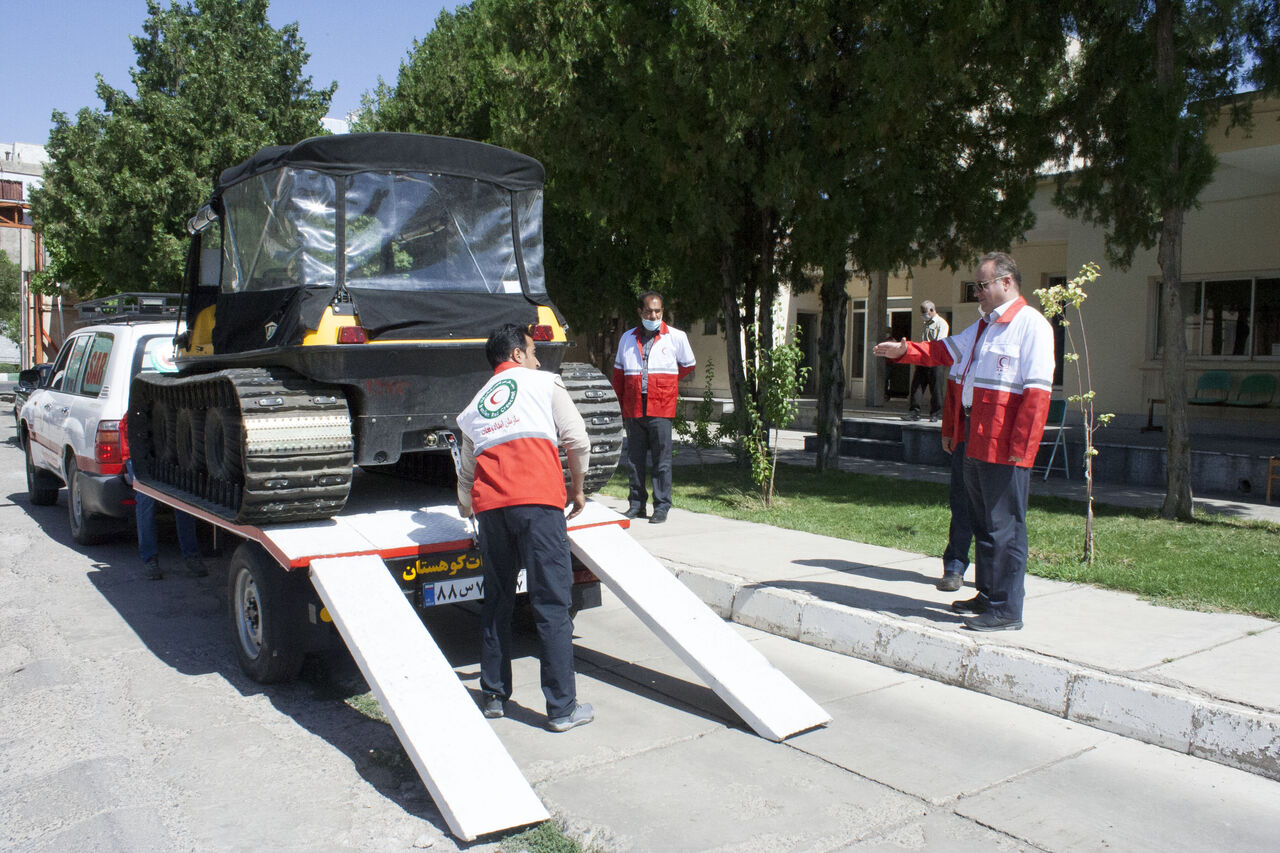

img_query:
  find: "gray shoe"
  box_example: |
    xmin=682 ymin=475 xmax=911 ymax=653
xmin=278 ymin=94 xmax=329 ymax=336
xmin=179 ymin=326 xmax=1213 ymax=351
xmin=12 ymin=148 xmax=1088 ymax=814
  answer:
xmin=937 ymin=573 xmax=963 ymax=592
xmin=547 ymin=702 xmax=594 ymax=732
xmin=143 ymin=557 xmax=163 ymax=581
xmin=181 ymin=555 xmax=209 ymax=578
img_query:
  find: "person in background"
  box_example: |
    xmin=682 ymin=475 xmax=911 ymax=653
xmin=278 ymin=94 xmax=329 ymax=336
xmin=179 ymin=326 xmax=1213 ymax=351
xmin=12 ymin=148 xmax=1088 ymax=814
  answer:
xmin=873 ymin=252 xmax=1054 ymax=631
xmin=456 ymin=324 xmax=594 ymax=732
xmin=122 ymin=415 xmax=205 ymax=581
xmin=611 ymin=291 xmax=696 ymax=524
xmin=906 ymin=300 xmax=949 ymax=421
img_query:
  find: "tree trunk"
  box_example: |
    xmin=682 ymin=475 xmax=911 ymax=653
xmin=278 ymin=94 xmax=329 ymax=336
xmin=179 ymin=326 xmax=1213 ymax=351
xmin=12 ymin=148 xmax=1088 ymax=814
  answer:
xmin=1154 ymin=0 xmax=1193 ymax=521
xmin=720 ymin=242 xmax=749 ymax=427
xmin=1157 ymin=208 xmax=1194 ymax=520
xmin=815 ymin=258 xmax=850 ymax=471
xmin=864 ymin=269 xmax=888 ymax=407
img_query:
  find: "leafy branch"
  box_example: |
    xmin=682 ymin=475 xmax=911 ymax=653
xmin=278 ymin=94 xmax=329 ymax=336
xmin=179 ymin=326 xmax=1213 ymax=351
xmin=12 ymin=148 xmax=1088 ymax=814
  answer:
xmin=1035 ymin=262 xmax=1113 ymax=563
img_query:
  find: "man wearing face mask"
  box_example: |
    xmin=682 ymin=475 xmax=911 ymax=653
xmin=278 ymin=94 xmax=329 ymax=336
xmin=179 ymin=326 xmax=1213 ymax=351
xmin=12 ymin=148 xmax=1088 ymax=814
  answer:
xmin=612 ymin=291 xmax=697 ymax=524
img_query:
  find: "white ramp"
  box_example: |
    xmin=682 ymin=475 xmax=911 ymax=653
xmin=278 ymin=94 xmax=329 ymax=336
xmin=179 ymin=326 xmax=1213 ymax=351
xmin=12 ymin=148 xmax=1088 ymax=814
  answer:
xmin=309 ymin=555 xmax=548 ymax=841
xmin=569 ymin=525 xmax=831 ymax=741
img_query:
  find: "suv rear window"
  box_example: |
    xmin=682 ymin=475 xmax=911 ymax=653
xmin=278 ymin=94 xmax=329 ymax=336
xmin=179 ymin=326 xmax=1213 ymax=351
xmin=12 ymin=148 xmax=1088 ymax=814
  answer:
xmin=80 ymin=334 xmax=115 ymax=396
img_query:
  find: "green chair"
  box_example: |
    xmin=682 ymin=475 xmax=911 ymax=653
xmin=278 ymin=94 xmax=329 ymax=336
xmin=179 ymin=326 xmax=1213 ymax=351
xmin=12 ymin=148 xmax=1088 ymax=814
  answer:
xmin=1035 ymin=399 xmax=1069 ymax=480
xmin=1188 ymin=371 xmax=1231 ymax=405
xmin=1225 ymin=373 xmax=1277 ymax=407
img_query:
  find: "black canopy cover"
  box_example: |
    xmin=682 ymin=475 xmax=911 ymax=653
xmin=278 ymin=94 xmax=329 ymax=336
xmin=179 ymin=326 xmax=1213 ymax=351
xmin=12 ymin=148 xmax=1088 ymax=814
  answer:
xmin=192 ymin=133 xmax=557 ymax=354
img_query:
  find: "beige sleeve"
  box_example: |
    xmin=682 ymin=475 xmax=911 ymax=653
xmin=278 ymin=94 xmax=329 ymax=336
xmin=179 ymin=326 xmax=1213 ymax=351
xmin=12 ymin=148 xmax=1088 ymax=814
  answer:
xmin=552 ymin=379 xmax=590 ymax=479
xmin=455 ymin=432 xmax=479 ymax=517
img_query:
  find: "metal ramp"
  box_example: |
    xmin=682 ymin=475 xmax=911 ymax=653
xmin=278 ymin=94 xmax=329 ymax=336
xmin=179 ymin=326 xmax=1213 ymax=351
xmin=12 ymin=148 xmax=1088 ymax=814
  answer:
xmin=309 ymin=554 xmax=549 ymax=842
xmin=568 ymin=524 xmax=831 ymax=741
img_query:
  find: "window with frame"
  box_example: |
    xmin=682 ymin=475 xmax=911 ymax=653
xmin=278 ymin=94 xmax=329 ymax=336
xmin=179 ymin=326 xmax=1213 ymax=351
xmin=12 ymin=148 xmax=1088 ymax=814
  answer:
xmin=1160 ymin=277 xmax=1280 ymax=358
xmin=849 ymin=300 xmax=866 ymax=379
xmin=51 ymin=335 xmax=91 ymax=393
xmin=79 ymin=334 xmax=115 ymax=397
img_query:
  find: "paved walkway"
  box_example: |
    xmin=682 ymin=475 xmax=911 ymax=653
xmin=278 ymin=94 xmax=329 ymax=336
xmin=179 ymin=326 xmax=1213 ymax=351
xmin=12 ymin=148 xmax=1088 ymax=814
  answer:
xmin=598 ymin=429 xmax=1280 ymax=782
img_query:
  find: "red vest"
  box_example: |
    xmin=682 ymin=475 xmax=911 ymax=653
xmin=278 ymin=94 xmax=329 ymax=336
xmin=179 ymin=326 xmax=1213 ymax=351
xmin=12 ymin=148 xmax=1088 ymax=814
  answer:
xmin=457 ymin=363 xmax=566 ymax=512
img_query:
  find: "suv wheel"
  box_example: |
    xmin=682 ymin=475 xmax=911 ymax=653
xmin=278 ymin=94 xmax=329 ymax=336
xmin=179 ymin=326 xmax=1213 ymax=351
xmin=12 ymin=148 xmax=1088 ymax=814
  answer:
xmin=25 ymin=437 xmax=59 ymax=506
xmin=67 ymin=456 xmax=111 ymax=545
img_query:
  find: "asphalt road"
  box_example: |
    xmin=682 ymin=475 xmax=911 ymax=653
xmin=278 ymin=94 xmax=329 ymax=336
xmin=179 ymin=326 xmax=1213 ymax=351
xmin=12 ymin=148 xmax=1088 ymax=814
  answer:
xmin=2 ymin=419 xmax=1278 ymax=852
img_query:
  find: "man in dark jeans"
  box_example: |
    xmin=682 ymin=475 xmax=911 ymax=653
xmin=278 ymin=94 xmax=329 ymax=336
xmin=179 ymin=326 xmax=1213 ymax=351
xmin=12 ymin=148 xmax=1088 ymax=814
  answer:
xmin=611 ymin=291 xmax=696 ymax=524
xmin=906 ymin=301 xmax=948 ymax=421
xmin=456 ymin=324 xmax=594 ymax=732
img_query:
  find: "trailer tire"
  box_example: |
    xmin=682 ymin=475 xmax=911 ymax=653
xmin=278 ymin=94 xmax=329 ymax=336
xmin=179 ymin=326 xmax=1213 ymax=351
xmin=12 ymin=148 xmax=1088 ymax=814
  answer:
xmin=227 ymin=541 xmax=307 ymax=684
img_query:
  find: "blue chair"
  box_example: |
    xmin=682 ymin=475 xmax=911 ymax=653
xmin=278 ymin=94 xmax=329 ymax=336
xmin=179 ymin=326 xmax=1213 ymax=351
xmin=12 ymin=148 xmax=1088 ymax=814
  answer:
xmin=1035 ymin=399 xmax=1069 ymax=480
xmin=1188 ymin=371 xmax=1231 ymax=405
xmin=1225 ymin=373 xmax=1276 ymax=407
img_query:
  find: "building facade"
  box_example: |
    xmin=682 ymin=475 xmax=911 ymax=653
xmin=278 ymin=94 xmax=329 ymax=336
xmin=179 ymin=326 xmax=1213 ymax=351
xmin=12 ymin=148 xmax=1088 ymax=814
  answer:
xmin=679 ymin=97 xmax=1280 ymax=432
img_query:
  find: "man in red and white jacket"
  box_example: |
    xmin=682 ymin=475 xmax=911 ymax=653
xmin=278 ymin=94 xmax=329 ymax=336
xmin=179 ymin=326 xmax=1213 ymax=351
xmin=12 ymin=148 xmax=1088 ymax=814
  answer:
xmin=611 ymin=291 xmax=696 ymax=524
xmin=457 ymin=324 xmax=594 ymax=732
xmin=875 ymin=252 xmax=1055 ymax=632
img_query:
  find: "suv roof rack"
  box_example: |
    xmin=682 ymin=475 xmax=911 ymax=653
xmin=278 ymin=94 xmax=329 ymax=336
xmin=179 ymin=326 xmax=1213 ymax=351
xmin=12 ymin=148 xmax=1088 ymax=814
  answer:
xmin=77 ymin=292 xmax=182 ymax=324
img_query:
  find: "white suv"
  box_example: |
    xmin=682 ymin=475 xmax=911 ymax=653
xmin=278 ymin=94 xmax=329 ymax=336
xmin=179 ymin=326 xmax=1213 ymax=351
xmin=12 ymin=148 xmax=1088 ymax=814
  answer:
xmin=19 ymin=319 xmax=182 ymax=544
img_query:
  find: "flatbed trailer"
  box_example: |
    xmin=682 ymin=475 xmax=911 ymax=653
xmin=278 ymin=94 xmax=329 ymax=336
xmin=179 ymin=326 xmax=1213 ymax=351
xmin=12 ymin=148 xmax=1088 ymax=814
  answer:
xmin=137 ymin=470 xmax=830 ymax=841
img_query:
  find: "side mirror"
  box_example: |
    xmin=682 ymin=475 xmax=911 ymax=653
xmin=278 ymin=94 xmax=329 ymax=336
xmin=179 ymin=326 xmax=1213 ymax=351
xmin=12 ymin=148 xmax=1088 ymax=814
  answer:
xmin=17 ymin=368 xmax=43 ymax=390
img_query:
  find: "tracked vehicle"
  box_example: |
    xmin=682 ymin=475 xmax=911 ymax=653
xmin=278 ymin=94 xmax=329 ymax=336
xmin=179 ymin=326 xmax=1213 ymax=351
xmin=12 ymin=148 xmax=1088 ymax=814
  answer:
xmin=129 ymin=133 xmax=622 ymax=524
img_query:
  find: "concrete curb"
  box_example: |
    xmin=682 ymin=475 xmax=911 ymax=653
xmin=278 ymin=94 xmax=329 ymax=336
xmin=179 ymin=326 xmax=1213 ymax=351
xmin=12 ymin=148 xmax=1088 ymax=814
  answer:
xmin=666 ymin=562 xmax=1280 ymax=782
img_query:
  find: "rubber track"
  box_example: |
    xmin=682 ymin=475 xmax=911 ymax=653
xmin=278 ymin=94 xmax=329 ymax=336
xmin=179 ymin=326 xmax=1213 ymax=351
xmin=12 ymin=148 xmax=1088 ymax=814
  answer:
xmin=131 ymin=368 xmax=354 ymax=525
xmin=559 ymin=362 xmax=623 ymax=494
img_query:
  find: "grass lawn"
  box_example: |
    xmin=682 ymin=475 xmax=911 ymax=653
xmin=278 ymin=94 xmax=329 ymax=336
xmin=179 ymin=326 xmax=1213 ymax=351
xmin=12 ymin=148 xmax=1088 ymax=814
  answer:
xmin=605 ymin=462 xmax=1280 ymax=621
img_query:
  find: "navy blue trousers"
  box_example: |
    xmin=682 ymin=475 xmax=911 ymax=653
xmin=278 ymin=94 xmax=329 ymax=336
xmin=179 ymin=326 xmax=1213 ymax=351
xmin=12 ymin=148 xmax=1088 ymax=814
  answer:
xmin=476 ymin=503 xmax=577 ymax=718
xmin=962 ymin=456 xmax=1030 ymax=621
xmin=942 ymin=439 xmax=975 ymax=579
xmin=625 ymin=415 xmax=673 ymax=513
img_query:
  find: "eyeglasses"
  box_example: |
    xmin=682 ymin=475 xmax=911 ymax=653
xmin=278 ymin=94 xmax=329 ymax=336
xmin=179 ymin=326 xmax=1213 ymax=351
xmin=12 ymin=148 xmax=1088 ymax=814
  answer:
xmin=974 ymin=275 xmax=1006 ymax=290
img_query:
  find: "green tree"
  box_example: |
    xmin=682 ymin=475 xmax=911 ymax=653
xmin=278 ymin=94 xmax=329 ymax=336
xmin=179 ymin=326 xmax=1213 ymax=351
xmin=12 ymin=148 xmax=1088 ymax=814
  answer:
xmin=1055 ymin=0 xmax=1279 ymax=520
xmin=785 ymin=0 xmax=1070 ymax=470
xmin=0 ymin=250 xmax=20 ymax=343
xmin=31 ymin=0 xmax=334 ymax=298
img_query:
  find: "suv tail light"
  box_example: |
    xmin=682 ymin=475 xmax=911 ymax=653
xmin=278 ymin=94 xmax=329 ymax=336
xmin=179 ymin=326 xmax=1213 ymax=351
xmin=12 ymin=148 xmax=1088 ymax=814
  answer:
xmin=95 ymin=419 xmax=125 ymax=474
xmin=528 ymin=324 xmax=555 ymax=342
xmin=337 ymin=326 xmax=368 ymax=344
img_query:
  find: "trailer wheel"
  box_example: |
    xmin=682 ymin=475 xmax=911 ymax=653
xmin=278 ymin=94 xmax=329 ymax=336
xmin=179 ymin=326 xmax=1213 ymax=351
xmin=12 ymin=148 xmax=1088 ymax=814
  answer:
xmin=226 ymin=541 xmax=306 ymax=684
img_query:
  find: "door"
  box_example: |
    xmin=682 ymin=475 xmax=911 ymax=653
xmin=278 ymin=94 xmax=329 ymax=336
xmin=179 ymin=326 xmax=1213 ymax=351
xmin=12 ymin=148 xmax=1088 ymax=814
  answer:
xmin=886 ymin=309 xmax=913 ymax=399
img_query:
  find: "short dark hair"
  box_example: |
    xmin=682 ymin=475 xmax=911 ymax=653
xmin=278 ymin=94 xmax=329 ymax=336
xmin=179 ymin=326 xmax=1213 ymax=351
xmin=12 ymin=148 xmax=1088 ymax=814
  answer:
xmin=638 ymin=290 xmax=664 ymax=309
xmin=979 ymin=251 xmax=1021 ymax=288
xmin=485 ymin=323 xmax=530 ymax=368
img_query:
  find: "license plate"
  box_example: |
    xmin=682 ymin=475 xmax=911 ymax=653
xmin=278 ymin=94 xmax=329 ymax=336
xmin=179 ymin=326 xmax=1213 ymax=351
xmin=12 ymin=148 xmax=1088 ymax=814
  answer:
xmin=423 ymin=569 xmax=526 ymax=606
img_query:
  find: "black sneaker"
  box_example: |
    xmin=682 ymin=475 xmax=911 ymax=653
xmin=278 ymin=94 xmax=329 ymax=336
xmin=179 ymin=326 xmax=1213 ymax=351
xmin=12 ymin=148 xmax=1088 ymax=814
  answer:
xmin=143 ymin=558 xmax=163 ymax=581
xmin=623 ymin=505 xmax=646 ymax=519
xmin=648 ymin=510 xmax=668 ymax=524
xmin=547 ymin=702 xmax=594 ymax=732
xmin=964 ymin=612 xmax=1023 ymax=632
xmin=951 ymin=594 xmax=988 ymax=614
xmin=480 ymin=693 xmax=505 ymax=719
xmin=181 ymin=556 xmax=209 ymax=578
